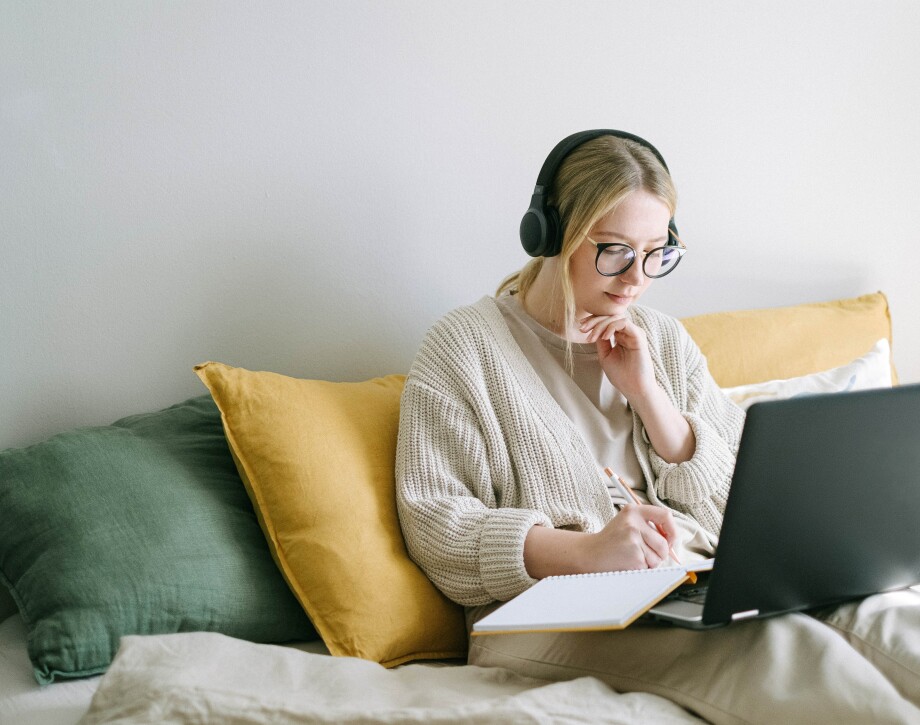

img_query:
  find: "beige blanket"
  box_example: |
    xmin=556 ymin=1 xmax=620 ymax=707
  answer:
xmin=79 ymin=632 xmax=704 ymax=724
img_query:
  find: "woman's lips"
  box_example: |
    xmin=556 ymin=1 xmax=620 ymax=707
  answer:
xmin=605 ymin=292 xmax=633 ymax=304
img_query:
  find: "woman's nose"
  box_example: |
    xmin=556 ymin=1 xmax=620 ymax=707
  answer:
xmin=622 ymin=257 xmax=646 ymax=284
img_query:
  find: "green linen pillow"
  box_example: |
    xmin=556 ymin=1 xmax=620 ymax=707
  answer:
xmin=0 ymin=395 xmax=317 ymax=684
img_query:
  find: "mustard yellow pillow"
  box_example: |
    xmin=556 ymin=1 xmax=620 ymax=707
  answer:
xmin=194 ymin=362 xmax=467 ymax=667
xmin=680 ymin=292 xmax=897 ymax=388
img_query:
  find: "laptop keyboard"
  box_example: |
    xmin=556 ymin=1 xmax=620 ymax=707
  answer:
xmin=673 ymin=585 xmax=709 ymax=604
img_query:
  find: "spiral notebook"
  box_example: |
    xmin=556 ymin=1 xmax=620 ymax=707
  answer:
xmin=472 ymin=561 xmax=713 ymax=635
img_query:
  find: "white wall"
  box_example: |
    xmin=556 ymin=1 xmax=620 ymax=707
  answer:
xmin=2 ymin=1 xmax=918 ymax=449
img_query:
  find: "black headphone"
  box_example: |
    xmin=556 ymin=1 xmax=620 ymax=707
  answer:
xmin=519 ymin=129 xmax=680 ymax=258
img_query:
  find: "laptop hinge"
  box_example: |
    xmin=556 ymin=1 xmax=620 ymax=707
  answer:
xmin=731 ymin=609 xmax=760 ymax=621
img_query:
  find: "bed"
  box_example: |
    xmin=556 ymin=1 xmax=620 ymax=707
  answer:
xmin=0 ymin=293 xmax=897 ymax=724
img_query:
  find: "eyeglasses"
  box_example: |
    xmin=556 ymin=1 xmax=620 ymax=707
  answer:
xmin=584 ymin=231 xmax=687 ymax=279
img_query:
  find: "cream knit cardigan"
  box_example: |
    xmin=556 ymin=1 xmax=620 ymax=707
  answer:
xmin=395 ymin=296 xmax=745 ymax=606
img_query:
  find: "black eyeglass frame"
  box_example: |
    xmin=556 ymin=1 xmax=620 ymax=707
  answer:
xmin=584 ymin=231 xmax=687 ymax=279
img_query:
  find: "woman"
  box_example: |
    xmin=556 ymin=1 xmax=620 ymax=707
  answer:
xmin=396 ymin=131 xmax=920 ymax=723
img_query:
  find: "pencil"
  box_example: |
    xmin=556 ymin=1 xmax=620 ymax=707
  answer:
xmin=604 ymin=466 xmax=643 ymax=507
xmin=603 ymin=467 xmax=695 ymax=582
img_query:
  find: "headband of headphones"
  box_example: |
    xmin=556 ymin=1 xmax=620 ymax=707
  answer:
xmin=519 ymin=129 xmax=679 ymax=258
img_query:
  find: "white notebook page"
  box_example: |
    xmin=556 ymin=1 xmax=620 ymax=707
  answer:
xmin=473 ymin=566 xmax=690 ymax=634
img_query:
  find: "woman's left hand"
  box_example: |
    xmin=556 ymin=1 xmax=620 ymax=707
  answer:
xmin=581 ymin=312 xmax=697 ymax=463
xmin=579 ymin=314 xmax=657 ymax=403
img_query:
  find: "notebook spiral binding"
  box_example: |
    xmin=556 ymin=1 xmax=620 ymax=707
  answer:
xmin=547 ymin=566 xmax=686 ymax=580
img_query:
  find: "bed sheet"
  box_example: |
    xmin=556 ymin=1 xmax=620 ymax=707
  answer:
xmin=80 ymin=631 xmax=704 ymax=724
xmin=3 ymin=613 xmax=705 ymax=724
xmin=0 ymin=615 xmax=99 ymax=725
xmin=0 ymin=613 xmax=335 ymax=725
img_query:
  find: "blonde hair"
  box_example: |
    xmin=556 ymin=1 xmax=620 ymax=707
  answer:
xmin=496 ymin=135 xmax=678 ymax=339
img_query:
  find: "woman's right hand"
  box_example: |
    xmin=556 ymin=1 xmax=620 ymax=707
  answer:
xmin=580 ymin=505 xmax=678 ymax=572
xmin=523 ymin=505 xmax=679 ymax=579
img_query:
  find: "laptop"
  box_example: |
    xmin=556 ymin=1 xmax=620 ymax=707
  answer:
xmin=648 ymin=382 xmax=920 ymax=629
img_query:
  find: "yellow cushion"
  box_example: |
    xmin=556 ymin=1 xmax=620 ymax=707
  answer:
xmin=680 ymin=292 xmax=897 ymax=388
xmin=193 ymin=362 xmax=468 ymax=667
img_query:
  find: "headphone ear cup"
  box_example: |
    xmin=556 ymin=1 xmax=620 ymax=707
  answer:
xmin=541 ymin=206 xmax=562 ymax=257
xmin=519 ymin=202 xmax=562 ymax=257
xmin=519 ymin=209 xmax=542 ymax=256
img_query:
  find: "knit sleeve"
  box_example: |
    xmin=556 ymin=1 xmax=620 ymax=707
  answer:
xmin=643 ymin=316 xmax=746 ymax=536
xmin=395 ymin=377 xmax=551 ymax=606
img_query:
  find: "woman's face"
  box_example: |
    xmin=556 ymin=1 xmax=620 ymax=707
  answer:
xmin=569 ymin=189 xmax=673 ymax=319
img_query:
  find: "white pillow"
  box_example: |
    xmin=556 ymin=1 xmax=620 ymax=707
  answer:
xmin=722 ymin=339 xmax=892 ymax=411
